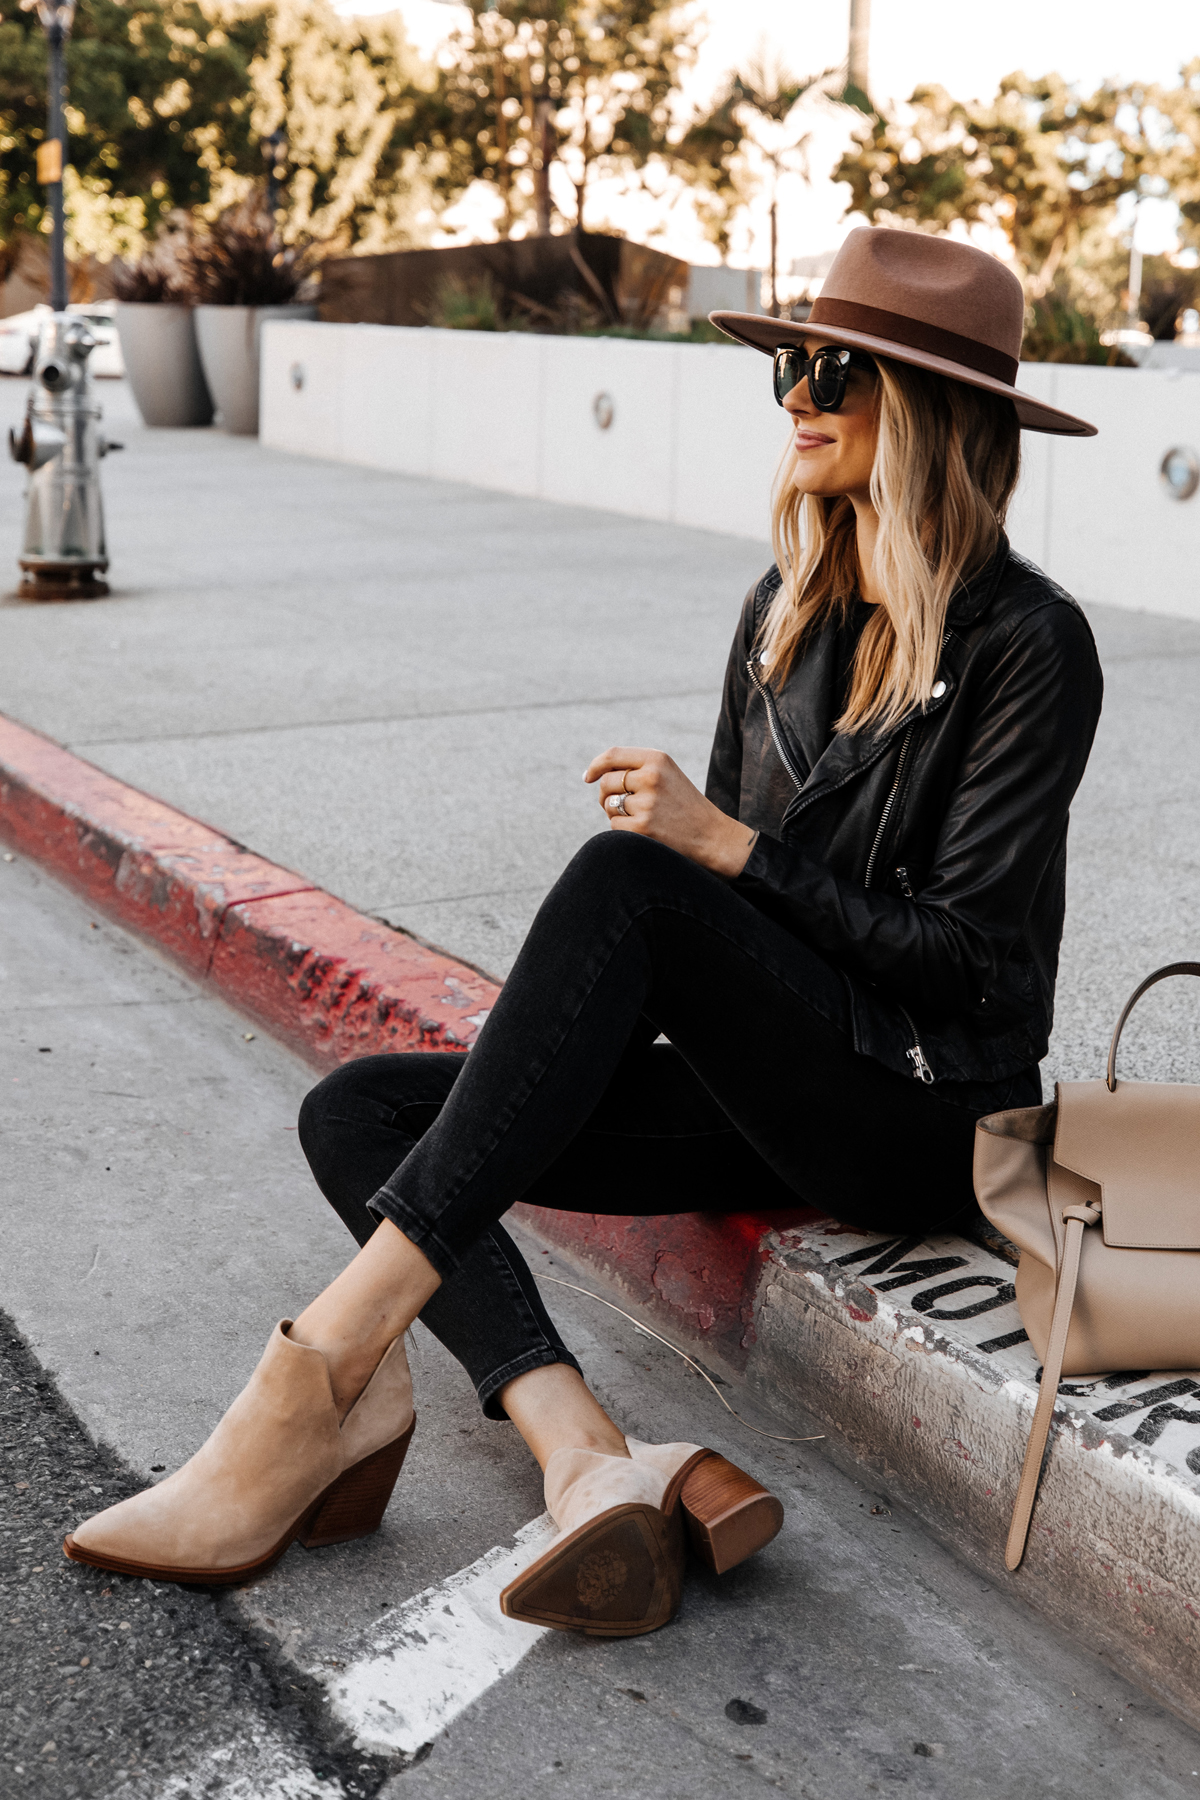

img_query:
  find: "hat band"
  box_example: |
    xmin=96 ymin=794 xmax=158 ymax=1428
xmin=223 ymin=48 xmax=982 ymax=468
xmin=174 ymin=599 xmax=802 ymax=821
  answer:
xmin=807 ymin=296 xmax=1019 ymax=386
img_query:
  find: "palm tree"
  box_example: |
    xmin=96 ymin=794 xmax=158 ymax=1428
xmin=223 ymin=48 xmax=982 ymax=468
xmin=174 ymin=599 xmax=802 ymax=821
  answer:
xmin=731 ymin=57 xmax=833 ymax=317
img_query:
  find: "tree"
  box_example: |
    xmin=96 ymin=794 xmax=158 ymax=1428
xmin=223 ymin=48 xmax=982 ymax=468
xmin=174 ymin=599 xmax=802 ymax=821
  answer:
xmin=1150 ymin=57 xmax=1200 ymax=252
xmin=411 ymin=0 xmax=703 ymax=239
xmin=246 ymin=0 xmax=435 ymax=252
xmin=662 ymin=76 xmax=743 ymax=255
xmin=833 ymin=69 xmax=1200 ymax=320
xmin=668 ymin=56 xmax=846 ymax=276
xmin=0 ymin=0 xmax=442 ymax=282
xmin=0 ymin=0 xmax=265 ymax=268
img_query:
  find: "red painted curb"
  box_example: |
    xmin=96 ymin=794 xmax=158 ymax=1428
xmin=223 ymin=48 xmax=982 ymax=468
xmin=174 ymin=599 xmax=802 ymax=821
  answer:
xmin=0 ymin=709 xmax=813 ymax=1363
xmin=0 ymin=713 xmax=498 ymax=1063
xmin=515 ymin=1202 xmax=815 ymax=1372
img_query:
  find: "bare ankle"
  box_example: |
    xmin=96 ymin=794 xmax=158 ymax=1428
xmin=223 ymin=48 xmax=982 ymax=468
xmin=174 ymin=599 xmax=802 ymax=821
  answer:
xmin=568 ymin=1422 xmax=631 ymax=1460
xmin=499 ymin=1364 xmax=631 ymax=1470
xmin=289 ymin=1221 xmax=441 ymax=1416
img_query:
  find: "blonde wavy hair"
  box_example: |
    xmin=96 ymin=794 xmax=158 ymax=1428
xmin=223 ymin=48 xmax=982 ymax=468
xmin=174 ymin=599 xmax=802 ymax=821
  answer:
xmin=760 ymin=356 xmax=1022 ymax=734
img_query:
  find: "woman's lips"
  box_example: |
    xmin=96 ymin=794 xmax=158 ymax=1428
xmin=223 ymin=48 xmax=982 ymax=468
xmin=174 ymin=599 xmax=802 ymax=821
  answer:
xmin=794 ymin=430 xmax=834 ymax=451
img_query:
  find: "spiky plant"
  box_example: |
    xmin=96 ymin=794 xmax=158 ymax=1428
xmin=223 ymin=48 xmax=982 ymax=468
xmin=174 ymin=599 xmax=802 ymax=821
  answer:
xmin=179 ymin=197 xmax=318 ymax=306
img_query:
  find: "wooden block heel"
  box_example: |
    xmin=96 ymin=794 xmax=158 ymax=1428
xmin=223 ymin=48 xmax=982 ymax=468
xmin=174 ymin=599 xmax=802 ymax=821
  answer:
xmin=680 ymin=1452 xmax=784 ymax=1575
xmin=299 ymin=1415 xmax=416 ymax=1549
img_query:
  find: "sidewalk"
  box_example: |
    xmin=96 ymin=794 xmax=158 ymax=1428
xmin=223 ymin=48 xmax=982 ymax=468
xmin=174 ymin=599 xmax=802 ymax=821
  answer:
xmin=0 ymin=378 xmax=756 ymax=979
xmin=2 ymin=377 xmax=1199 ymax=1074
xmin=4 ymin=375 xmax=1200 ymax=1743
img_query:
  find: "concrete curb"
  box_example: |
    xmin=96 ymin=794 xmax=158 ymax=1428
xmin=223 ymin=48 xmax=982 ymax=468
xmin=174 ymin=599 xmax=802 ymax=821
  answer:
xmin=517 ymin=1206 xmax=1200 ymax=1727
xmin=4 ymin=710 xmax=1200 ymax=1730
xmin=0 ymin=713 xmax=498 ymax=1066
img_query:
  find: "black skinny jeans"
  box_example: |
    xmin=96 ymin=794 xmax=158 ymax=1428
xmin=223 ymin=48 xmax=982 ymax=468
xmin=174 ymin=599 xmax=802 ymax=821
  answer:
xmin=299 ymin=832 xmax=1038 ymax=1418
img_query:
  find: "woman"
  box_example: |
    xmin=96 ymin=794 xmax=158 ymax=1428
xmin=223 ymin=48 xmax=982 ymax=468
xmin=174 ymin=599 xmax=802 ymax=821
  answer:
xmin=65 ymin=229 xmax=1103 ymax=1638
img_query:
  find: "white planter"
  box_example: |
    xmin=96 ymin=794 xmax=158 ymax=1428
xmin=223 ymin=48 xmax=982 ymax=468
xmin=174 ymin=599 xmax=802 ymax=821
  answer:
xmin=194 ymin=304 xmax=317 ymax=435
xmin=114 ymin=302 xmax=213 ymax=428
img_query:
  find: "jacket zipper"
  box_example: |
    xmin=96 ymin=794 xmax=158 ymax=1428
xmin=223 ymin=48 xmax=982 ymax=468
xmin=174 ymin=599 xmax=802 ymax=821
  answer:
xmin=893 ymin=871 xmax=932 ymax=1081
xmin=898 ymin=1005 xmax=934 ymax=1083
xmin=750 ymin=667 xmax=935 ymax=1083
xmin=872 ymin=754 xmax=931 ymax=1079
xmin=752 ymin=643 xmax=944 ymax=1085
xmin=746 ymin=657 xmax=807 ymax=790
xmin=863 ymin=723 xmax=915 ymax=890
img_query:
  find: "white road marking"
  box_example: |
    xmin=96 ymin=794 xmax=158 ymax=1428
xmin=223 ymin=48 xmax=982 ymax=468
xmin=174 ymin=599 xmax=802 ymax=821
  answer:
xmin=156 ymin=1727 xmax=346 ymax=1798
xmin=327 ymin=1513 xmax=558 ymax=1757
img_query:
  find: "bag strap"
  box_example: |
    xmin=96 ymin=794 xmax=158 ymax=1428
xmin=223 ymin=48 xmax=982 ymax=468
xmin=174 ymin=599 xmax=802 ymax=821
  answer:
xmin=1005 ymin=1200 xmax=1102 ymax=1571
xmin=1008 ymin=964 xmax=1200 ymax=1565
xmin=1106 ymin=962 xmax=1200 ymax=1090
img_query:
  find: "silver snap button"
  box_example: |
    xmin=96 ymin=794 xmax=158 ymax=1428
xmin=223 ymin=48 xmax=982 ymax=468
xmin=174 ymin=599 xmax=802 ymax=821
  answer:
xmin=931 ymin=679 xmax=946 ymax=698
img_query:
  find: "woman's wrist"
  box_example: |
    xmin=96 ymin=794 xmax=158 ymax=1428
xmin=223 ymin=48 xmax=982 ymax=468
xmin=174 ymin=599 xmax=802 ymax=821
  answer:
xmin=706 ymin=817 xmax=759 ymax=880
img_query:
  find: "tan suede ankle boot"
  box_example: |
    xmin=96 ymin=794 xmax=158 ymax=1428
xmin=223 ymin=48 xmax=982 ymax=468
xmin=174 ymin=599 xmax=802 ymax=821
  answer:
xmin=500 ymin=1440 xmax=708 ymax=1637
xmin=500 ymin=1435 xmax=787 ymax=1636
xmin=626 ymin=1437 xmax=785 ymax=1575
xmin=63 ymin=1323 xmax=415 ymax=1586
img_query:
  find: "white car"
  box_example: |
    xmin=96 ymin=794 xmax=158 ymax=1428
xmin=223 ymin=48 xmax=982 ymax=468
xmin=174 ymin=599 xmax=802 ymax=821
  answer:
xmin=0 ymin=302 xmax=126 ymax=378
xmin=0 ymin=309 xmax=41 ymax=376
xmin=68 ymin=302 xmax=126 ymax=378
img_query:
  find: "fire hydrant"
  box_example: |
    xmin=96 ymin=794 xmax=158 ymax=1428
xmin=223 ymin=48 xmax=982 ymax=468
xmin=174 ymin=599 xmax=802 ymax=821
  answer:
xmin=8 ymin=312 xmax=120 ymax=600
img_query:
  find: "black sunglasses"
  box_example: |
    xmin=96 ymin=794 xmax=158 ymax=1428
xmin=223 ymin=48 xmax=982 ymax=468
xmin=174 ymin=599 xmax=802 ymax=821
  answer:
xmin=773 ymin=344 xmax=877 ymax=411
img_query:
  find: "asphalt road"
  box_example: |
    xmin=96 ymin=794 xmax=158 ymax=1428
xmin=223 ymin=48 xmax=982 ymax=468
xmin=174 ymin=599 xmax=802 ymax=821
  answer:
xmin=4 ymin=849 xmax=1200 ymax=1798
xmin=0 ymin=1313 xmax=382 ymax=1800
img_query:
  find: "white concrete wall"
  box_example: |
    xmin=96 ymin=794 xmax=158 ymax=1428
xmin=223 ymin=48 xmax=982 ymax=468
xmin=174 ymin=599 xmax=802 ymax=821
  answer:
xmin=260 ymin=320 xmax=786 ymax=543
xmin=260 ymin=321 xmax=1200 ymax=620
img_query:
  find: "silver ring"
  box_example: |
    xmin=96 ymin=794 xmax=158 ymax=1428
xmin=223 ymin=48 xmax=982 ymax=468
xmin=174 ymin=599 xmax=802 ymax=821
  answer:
xmin=608 ymin=793 xmax=629 ymax=816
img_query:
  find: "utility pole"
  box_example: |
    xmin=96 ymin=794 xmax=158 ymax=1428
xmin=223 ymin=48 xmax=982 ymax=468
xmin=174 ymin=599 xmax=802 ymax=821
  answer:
xmin=534 ymin=95 xmax=556 ymax=235
xmin=848 ymin=0 xmax=870 ymax=104
xmin=769 ymin=193 xmax=778 ymax=318
xmin=1127 ymin=196 xmax=1144 ymax=331
xmin=36 ymin=0 xmax=77 ymax=313
xmin=262 ymin=128 xmax=288 ymax=223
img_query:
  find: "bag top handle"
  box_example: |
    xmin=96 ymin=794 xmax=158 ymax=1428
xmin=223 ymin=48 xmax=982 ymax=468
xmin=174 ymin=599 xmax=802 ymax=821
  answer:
xmin=1106 ymin=962 xmax=1200 ymax=1091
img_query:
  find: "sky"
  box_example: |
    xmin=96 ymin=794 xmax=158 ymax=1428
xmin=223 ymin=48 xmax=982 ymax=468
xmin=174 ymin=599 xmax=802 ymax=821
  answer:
xmin=338 ymin=0 xmax=1200 ymax=269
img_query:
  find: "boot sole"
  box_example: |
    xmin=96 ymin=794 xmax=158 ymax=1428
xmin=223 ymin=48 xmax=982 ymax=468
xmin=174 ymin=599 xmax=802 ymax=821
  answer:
xmin=500 ymin=1449 xmax=708 ymax=1637
xmin=62 ymin=1415 xmax=416 ymax=1587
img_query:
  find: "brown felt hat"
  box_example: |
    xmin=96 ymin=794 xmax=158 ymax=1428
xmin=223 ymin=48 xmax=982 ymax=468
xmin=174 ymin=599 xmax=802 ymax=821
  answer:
xmin=711 ymin=227 xmax=1097 ymax=437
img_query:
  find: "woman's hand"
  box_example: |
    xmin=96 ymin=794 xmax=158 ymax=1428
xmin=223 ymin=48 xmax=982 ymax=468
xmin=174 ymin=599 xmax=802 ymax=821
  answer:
xmin=583 ymin=746 xmax=758 ymax=880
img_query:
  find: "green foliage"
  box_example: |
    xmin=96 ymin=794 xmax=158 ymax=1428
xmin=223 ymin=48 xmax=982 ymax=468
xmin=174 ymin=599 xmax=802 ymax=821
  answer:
xmin=578 ymin=315 xmax=729 ymax=342
xmin=0 ymin=0 xmax=433 ymax=277
xmin=833 ymin=73 xmax=1154 ymax=288
xmin=0 ymin=0 xmax=265 ymax=254
xmin=248 ymin=0 xmax=434 ymax=251
xmin=669 ymin=55 xmax=844 ymax=256
xmin=407 ymin=0 xmax=703 ymax=237
xmin=833 ymin=66 xmax=1200 ymax=335
xmin=427 ymin=272 xmax=504 ymax=330
xmin=419 ymin=284 xmax=731 ymax=339
xmin=1021 ymin=289 xmax=1134 ymax=364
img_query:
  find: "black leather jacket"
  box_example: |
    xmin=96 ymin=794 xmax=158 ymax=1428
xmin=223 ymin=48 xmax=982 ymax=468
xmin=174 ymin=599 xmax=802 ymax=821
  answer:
xmin=705 ymin=537 xmax=1104 ymax=1086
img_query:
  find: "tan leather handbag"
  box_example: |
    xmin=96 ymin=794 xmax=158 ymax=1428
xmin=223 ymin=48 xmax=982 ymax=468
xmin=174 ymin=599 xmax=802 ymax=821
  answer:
xmin=973 ymin=962 xmax=1200 ymax=1571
